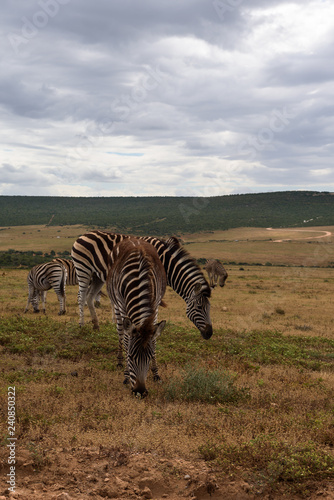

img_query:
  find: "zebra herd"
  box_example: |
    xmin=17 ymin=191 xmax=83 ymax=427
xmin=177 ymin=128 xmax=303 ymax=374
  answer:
xmin=24 ymin=231 xmax=228 ymax=396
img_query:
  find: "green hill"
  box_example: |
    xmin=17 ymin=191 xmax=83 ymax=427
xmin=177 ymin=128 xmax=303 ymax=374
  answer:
xmin=0 ymin=191 xmax=333 ymax=235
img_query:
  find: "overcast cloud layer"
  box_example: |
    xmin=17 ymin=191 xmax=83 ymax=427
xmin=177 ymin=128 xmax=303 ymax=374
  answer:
xmin=1 ymin=0 xmax=334 ymax=197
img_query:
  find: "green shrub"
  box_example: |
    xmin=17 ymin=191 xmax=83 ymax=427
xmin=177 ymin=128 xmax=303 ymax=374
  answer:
xmin=163 ymin=365 xmax=250 ymax=404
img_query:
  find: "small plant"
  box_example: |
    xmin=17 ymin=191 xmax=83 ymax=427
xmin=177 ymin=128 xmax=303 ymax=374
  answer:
xmin=163 ymin=365 xmax=250 ymax=404
xmin=28 ymin=442 xmax=49 ymax=470
xmin=199 ymin=441 xmax=221 ymax=461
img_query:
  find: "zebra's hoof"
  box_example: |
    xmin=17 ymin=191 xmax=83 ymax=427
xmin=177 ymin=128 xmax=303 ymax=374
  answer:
xmin=58 ymin=311 xmax=66 ymax=316
xmin=33 ymin=310 xmax=40 ymax=314
xmin=123 ymin=378 xmax=130 ymax=385
xmin=92 ymin=321 xmax=100 ymax=330
xmin=153 ymin=375 xmax=161 ymax=382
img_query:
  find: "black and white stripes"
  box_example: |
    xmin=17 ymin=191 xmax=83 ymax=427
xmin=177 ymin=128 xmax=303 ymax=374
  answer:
xmin=71 ymin=231 xmax=212 ymax=338
xmin=24 ymin=261 xmax=67 ymax=315
xmin=53 ymin=258 xmax=78 ymax=286
xmin=106 ymin=238 xmax=166 ymax=396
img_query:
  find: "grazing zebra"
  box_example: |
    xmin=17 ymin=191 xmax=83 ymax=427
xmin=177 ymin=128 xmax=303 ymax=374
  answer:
xmin=71 ymin=231 xmax=212 ymax=338
xmin=106 ymin=238 xmax=167 ymax=396
xmin=204 ymin=259 xmax=228 ymax=288
xmin=24 ymin=261 xmax=67 ymax=315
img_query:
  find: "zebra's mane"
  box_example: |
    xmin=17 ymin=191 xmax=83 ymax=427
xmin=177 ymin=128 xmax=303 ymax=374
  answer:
xmin=164 ymin=236 xmax=211 ymax=298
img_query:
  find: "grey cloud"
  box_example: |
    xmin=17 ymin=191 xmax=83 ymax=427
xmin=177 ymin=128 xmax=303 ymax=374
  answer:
xmin=0 ymin=163 xmax=52 ymax=186
xmin=1 ymin=0 xmax=334 ymax=196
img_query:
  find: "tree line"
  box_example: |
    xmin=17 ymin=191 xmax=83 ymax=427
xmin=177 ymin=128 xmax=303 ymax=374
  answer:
xmin=0 ymin=191 xmax=334 ymax=234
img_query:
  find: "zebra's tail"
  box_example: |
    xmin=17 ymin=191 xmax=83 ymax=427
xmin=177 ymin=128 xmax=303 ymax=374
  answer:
xmin=60 ymin=267 xmax=66 ymax=297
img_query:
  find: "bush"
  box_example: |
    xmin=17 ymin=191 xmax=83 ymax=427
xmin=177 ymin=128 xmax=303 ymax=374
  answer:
xmin=163 ymin=365 xmax=250 ymax=404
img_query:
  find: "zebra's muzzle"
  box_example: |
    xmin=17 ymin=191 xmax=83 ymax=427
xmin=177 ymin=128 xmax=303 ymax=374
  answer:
xmin=201 ymin=323 xmax=213 ymax=340
xmin=132 ymin=386 xmax=148 ymax=398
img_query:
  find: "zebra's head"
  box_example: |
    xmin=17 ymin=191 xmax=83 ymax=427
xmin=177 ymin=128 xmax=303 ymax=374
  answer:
xmin=123 ymin=317 xmax=166 ymax=397
xmin=218 ymin=273 xmax=228 ymax=287
xmin=186 ymin=282 xmax=212 ymax=340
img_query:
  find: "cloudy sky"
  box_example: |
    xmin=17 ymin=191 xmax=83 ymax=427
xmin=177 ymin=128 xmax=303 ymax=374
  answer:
xmin=1 ymin=0 xmax=334 ymax=197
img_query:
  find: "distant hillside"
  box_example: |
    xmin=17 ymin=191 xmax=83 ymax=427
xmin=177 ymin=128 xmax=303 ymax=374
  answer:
xmin=0 ymin=191 xmax=333 ymax=235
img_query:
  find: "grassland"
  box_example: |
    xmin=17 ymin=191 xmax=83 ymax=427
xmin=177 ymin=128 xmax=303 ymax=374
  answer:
xmin=0 ymin=227 xmax=334 ymax=498
xmin=1 ymin=224 xmax=334 ymax=267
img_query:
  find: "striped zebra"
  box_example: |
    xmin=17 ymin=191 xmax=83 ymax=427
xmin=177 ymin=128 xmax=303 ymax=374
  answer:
xmin=71 ymin=231 xmax=212 ymax=338
xmin=24 ymin=261 xmax=67 ymax=315
xmin=106 ymin=238 xmax=167 ymax=396
xmin=204 ymin=259 xmax=228 ymax=288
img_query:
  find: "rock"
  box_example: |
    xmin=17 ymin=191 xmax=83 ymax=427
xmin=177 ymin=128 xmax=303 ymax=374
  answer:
xmin=141 ymin=486 xmax=153 ymax=499
xmin=86 ymin=475 xmax=98 ymax=483
xmin=55 ymin=494 xmax=72 ymax=500
xmin=95 ymin=486 xmax=119 ymax=498
xmin=138 ymin=476 xmax=155 ymax=491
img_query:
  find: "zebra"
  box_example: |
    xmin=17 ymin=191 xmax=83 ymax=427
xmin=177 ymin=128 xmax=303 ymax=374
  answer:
xmin=204 ymin=259 xmax=228 ymax=288
xmin=24 ymin=261 xmax=67 ymax=315
xmin=106 ymin=238 xmax=167 ymax=396
xmin=71 ymin=231 xmax=212 ymax=338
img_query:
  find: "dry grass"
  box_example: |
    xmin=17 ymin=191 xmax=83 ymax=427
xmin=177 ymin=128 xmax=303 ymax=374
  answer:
xmin=183 ymin=225 xmax=334 ymax=267
xmin=0 ymin=224 xmax=88 ymax=253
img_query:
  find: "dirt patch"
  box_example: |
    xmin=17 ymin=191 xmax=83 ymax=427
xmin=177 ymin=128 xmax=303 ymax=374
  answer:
xmin=1 ymin=447 xmax=334 ymax=499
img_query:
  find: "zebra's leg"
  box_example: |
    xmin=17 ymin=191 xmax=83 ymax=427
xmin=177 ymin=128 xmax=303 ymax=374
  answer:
xmin=86 ymin=276 xmax=104 ymax=329
xmin=122 ymin=331 xmax=130 ymax=385
xmin=48 ymin=267 xmax=66 ymax=315
xmin=53 ymin=283 xmax=66 ymax=315
xmin=57 ymin=291 xmax=66 ymax=315
xmin=114 ymin=308 xmax=125 ymax=368
xmin=150 ymin=340 xmax=160 ymax=382
xmin=94 ymin=292 xmax=101 ymax=308
xmin=40 ymin=291 xmax=47 ymax=314
xmin=78 ymin=283 xmax=88 ymax=326
xmin=150 ymin=321 xmax=166 ymax=382
xmin=24 ymin=285 xmax=34 ymax=313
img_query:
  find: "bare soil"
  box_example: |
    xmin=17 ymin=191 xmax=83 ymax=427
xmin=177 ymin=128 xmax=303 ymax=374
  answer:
xmin=1 ymin=446 xmax=334 ymax=500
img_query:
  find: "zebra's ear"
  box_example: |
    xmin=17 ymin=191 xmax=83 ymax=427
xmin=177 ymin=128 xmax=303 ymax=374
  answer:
xmin=123 ymin=317 xmax=133 ymax=333
xmin=153 ymin=320 xmax=166 ymax=340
